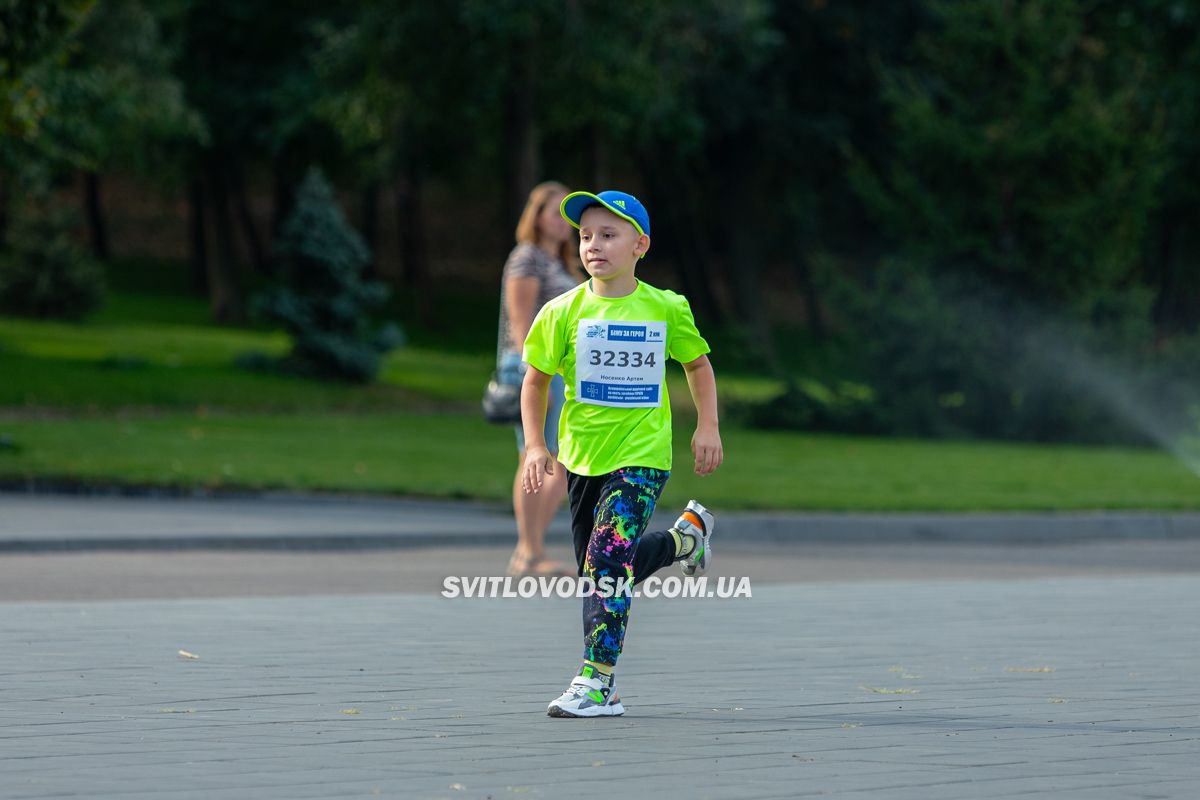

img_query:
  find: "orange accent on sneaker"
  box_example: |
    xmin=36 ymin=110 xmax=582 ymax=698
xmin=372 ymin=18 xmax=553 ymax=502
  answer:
xmin=682 ymin=510 xmax=705 ymax=532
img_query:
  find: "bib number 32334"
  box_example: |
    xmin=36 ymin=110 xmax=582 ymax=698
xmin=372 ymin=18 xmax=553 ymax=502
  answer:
xmin=575 ymin=319 xmax=666 ymax=408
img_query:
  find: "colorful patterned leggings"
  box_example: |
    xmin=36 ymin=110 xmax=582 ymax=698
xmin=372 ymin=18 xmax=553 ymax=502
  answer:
xmin=566 ymin=467 xmax=677 ymax=667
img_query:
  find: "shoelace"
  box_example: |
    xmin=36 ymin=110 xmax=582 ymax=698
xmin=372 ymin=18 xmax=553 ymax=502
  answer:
xmin=565 ymin=678 xmax=608 ymax=699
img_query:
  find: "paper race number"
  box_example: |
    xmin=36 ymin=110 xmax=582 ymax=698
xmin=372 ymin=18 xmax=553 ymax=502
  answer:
xmin=575 ymin=320 xmax=666 ymax=407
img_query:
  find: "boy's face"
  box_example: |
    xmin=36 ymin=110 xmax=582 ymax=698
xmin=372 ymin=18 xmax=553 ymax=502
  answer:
xmin=578 ymin=205 xmax=650 ymax=283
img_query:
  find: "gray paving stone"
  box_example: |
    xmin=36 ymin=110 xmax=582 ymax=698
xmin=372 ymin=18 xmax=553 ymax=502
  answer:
xmin=1 ymin=577 xmax=1199 ymax=799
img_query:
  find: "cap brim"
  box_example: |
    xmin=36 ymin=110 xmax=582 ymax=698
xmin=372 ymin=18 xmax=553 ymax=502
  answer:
xmin=560 ymin=192 xmax=646 ymax=236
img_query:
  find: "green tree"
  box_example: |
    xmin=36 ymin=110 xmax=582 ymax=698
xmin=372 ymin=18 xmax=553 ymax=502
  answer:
xmin=1110 ymin=0 xmax=1200 ymax=333
xmin=0 ymin=0 xmax=95 ymax=145
xmin=315 ymin=1 xmax=489 ymax=296
xmin=47 ymin=0 xmax=204 ymax=260
xmin=1 ymin=0 xmax=202 ymax=258
xmin=816 ymin=0 xmax=1181 ymax=441
xmin=255 ymin=169 xmax=401 ymax=383
xmin=173 ymin=0 xmax=345 ymax=321
xmin=0 ymin=0 xmax=94 ymax=242
xmin=851 ymin=0 xmax=1167 ymax=304
xmin=0 ymin=201 xmax=104 ymax=319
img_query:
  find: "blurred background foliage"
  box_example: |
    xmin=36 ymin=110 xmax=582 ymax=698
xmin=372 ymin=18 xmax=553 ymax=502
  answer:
xmin=2 ymin=0 xmax=1200 ymax=445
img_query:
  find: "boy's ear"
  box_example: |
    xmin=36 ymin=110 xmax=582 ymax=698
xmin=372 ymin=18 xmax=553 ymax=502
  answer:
xmin=635 ymin=233 xmax=651 ymax=260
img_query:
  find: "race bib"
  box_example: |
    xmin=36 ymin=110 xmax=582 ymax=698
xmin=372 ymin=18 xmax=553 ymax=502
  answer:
xmin=575 ymin=319 xmax=666 ymax=407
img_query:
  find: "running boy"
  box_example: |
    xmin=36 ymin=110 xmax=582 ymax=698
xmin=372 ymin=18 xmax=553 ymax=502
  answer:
xmin=520 ymin=190 xmax=723 ymax=717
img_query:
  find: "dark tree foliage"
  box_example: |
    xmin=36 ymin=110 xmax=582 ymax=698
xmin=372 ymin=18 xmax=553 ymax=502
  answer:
xmin=0 ymin=0 xmax=95 ymax=141
xmin=9 ymin=0 xmax=1200 ymax=442
xmin=772 ymin=0 xmax=1194 ymax=443
xmin=0 ymin=204 xmax=104 ymax=319
xmin=851 ymin=0 xmax=1166 ymax=303
xmin=254 ymin=169 xmax=402 ymax=383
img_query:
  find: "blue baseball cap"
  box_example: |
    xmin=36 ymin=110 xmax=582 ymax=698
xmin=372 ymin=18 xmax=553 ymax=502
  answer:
xmin=560 ymin=190 xmax=651 ymax=237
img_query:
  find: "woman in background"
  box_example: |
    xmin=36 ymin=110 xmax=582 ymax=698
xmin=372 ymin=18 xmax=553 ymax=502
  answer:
xmin=499 ymin=181 xmax=579 ymax=577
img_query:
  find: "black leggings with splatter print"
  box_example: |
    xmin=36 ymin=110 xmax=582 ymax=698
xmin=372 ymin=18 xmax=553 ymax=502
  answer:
xmin=566 ymin=466 xmax=677 ymax=667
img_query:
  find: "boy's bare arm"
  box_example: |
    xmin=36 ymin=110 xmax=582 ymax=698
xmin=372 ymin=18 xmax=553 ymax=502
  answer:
xmin=520 ymin=366 xmax=555 ymax=493
xmin=682 ymin=354 xmax=723 ymax=476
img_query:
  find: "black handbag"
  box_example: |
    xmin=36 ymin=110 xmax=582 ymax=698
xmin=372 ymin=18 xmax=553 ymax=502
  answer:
xmin=483 ymin=290 xmax=523 ymax=425
xmin=482 ymin=371 xmax=522 ymax=424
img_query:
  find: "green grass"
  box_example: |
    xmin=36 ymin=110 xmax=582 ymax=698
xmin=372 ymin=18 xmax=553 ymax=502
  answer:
xmin=0 ymin=271 xmax=502 ymax=410
xmin=1 ymin=411 xmax=1198 ymax=510
xmin=0 ymin=309 xmax=491 ymax=410
xmin=0 ymin=304 xmax=781 ymax=412
xmin=0 ymin=412 xmax=519 ymax=501
xmin=90 ymin=290 xmax=218 ymax=328
xmin=4 ymin=282 xmax=1198 ymax=511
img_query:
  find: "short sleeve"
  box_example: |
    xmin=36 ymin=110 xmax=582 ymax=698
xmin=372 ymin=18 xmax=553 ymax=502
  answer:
xmin=503 ymin=244 xmax=544 ymax=281
xmin=522 ymin=302 xmax=565 ymax=376
xmin=668 ymin=294 xmax=710 ymax=364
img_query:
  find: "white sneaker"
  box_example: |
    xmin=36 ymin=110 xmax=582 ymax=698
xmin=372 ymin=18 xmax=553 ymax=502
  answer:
xmin=546 ymin=668 xmax=624 ymax=718
xmin=676 ymin=500 xmax=714 ymax=576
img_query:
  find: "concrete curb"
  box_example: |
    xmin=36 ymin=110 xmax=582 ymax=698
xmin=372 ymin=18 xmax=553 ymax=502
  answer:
xmin=717 ymin=510 xmax=1200 ymax=544
xmin=5 ymin=489 xmax=1200 ymax=552
xmin=0 ymin=531 xmax=517 ymax=553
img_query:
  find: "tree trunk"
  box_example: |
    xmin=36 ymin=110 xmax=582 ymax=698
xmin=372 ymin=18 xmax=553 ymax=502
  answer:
xmin=394 ymin=154 xmax=428 ymax=295
xmin=501 ymin=42 xmax=539 ymax=226
xmin=676 ymin=208 xmax=726 ymax=327
xmin=188 ymin=178 xmax=209 ymax=295
xmin=0 ymin=179 xmax=9 ymax=250
xmin=271 ymin=151 xmax=297 ymax=238
xmin=722 ymin=136 xmax=780 ymax=375
xmin=1150 ymin=205 xmax=1200 ymax=335
xmin=361 ymin=181 xmax=380 ymax=279
xmin=590 ymin=127 xmax=609 ymax=189
xmin=728 ymin=225 xmax=780 ymax=374
xmin=643 ymin=156 xmax=725 ymax=326
xmin=83 ymin=171 xmax=111 ymax=261
xmin=792 ymin=253 xmax=826 ymax=342
xmin=204 ymin=156 xmax=244 ymax=322
xmin=230 ymin=161 xmax=268 ymax=275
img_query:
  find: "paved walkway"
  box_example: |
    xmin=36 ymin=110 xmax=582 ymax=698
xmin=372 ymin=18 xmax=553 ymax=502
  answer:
xmin=2 ymin=577 xmax=1199 ymax=798
xmin=3 ymin=492 xmax=1200 ymax=798
xmin=5 ymin=492 xmax=1200 ymax=551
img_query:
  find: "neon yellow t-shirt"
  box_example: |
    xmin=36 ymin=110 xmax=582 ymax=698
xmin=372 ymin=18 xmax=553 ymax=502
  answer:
xmin=522 ymin=279 xmax=710 ymax=476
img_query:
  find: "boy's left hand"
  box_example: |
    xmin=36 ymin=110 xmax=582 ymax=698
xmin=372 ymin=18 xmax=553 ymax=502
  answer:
xmin=691 ymin=424 xmax=723 ymax=476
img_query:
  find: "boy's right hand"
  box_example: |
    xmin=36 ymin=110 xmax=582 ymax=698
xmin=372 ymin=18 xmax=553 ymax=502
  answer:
xmin=522 ymin=445 xmax=555 ymax=494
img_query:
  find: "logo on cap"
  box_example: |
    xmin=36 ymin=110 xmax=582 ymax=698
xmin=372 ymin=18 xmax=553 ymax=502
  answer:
xmin=560 ymin=190 xmax=651 ymax=237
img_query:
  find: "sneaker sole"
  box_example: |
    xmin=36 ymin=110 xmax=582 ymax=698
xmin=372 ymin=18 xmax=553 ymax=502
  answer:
xmin=547 ymin=701 xmax=625 ymax=718
xmin=681 ymin=503 xmax=713 ymax=576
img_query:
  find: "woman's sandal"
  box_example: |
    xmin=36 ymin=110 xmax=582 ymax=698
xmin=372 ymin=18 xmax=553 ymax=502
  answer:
xmin=527 ymin=557 xmax=571 ymax=577
xmin=506 ymin=553 xmax=533 ymax=577
xmin=507 ymin=553 xmax=571 ymax=578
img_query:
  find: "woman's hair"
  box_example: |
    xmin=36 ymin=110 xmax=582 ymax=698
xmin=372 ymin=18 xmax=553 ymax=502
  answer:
xmin=514 ymin=180 xmax=574 ymax=266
